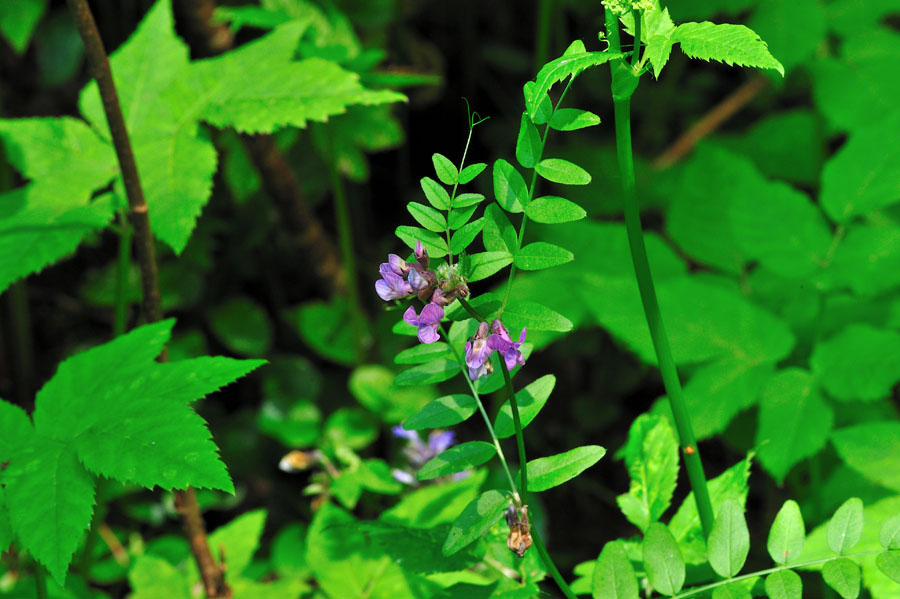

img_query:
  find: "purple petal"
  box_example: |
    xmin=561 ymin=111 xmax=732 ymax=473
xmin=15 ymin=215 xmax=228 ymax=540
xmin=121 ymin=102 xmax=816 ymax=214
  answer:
xmin=403 ymin=305 xmax=419 ymax=326
xmin=408 ymin=268 xmax=428 ymax=291
xmin=417 ymin=323 xmax=440 ymax=344
xmin=518 ymin=327 xmax=527 ymax=344
xmin=429 ymin=430 xmax=456 ymax=453
xmin=392 ymin=424 xmax=419 ymax=441
xmin=503 ymin=351 xmax=520 ymax=371
xmin=468 ymin=363 xmax=487 ymax=380
xmin=415 ymin=240 xmax=426 ymax=260
xmin=419 ymin=302 xmax=444 ymax=325
xmin=387 ymin=254 xmax=407 ymax=275
xmin=391 ymin=468 xmax=416 ymax=485
xmin=379 ymin=263 xmax=393 ymax=277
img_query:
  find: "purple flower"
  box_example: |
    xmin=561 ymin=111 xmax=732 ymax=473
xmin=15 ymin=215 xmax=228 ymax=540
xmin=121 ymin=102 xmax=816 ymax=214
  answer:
xmin=414 ymin=240 xmax=429 ymax=268
xmin=376 ymin=270 xmax=413 ymax=301
xmin=403 ymin=303 xmax=444 ymax=344
xmin=391 ymin=426 xmax=458 ymax=485
xmin=465 ymin=321 xmax=495 ymax=380
xmin=380 ymin=254 xmax=409 ymax=277
xmin=488 ymin=320 xmax=527 ymax=370
xmin=408 ymin=268 xmax=429 ymax=292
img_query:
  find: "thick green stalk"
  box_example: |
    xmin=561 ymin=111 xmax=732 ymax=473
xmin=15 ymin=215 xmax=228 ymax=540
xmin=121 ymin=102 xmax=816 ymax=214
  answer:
xmin=605 ymin=9 xmax=714 ymax=537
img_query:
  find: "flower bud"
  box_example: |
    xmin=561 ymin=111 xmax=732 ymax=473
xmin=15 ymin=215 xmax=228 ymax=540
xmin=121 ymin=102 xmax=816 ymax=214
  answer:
xmin=414 ymin=240 xmax=429 ymax=269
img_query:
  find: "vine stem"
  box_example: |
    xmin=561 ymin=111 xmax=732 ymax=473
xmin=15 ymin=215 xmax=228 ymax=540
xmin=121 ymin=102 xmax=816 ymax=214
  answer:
xmin=605 ymin=8 xmax=715 ymax=538
xmin=65 ymin=1 xmax=228 ymax=596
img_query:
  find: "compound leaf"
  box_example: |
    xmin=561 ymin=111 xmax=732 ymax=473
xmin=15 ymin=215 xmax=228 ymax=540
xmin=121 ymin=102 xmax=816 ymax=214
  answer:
xmin=674 ymin=22 xmax=784 ymax=75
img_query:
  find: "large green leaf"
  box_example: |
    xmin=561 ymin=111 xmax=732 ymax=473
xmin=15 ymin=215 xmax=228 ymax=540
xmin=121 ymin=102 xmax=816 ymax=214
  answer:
xmin=811 ymin=324 xmax=900 ymax=401
xmin=832 ymin=423 xmax=900 ymax=492
xmin=642 ymin=523 xmax=685 ymax=595
xmin=617 ymin=415 xmax=678 ymax=532
xmin=515 ymin=242 xmax=573 ymax=271
xmin=756 ymin=369 xmax=833 ymax=483
xmin=765 ymin=569 xmax=802 ymax=599
xmin=442 ymin=490 xmax=509 ymax=555
xmin=525 ymin=445 xmax=606 ymax=492
xmin=828 ymin=498 xmax=864 ymax=555
xmin=823 ymin=558 xmax=862 ymax=599
xmin=417 ymin=442 xmax=495 ymax=480
xmin=674 ymin=22 xmax=784 ymax=75
xmin=493 ymin=374 xmax=555 ymax=439
xmin=707 ymin=498 xmax=749 ymax=578
xmin=820 ymin=115 xmax=900 ymax=223
xmin=592 ymin=540 xmax=639 ymax=599
xmin=826 ymin=223 xmax=900 ymax=296
xmin=767 ymin=500 xmax=805 ymax=566
xmin=493 ymin=158 xmax=528 ymax=213
xmin=128 ymin=555 xmax=191 ymax=599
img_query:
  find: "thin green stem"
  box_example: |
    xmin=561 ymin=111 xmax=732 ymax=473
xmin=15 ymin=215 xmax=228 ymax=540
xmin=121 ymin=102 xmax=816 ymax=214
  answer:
xmin=605 ymin=9 xmax=714 ymax=538
xmin=500 ymin=79 xmax=574 ymax=315
xmin=327 ymin=130 xmax=369 ymax=358
xmin=33 ymin=562 xmax=48 ymax=599
xmin=630 ymin=9 xmax=642 ymax=67
xmin=670 ymin=550 xmax=887 ymax=599
xmin=500 ymin=361 xmax=527 ymax=496
xmin=457 ymin=297 xmax=483 ymax=321
xmin=530 ymin=527 xmax=577 ymax=599
xmin=114 ymin=207 xmax=132 ymax=337
xmin=445 ymin=123 xmax=477 ymax=267
xmin=441 ymin=324 xmax=519 ymax=496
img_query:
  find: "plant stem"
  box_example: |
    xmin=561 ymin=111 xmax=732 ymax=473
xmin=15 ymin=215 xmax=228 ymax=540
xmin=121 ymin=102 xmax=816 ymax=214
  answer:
xmin=66 ymin=1 xmax=226 ymax=595
xmin=456 ymin=297 xmax=483 ymax=321
xmin=530 ymin=527 xmax=578 ymax=599
xmin=605 ymin=8 xmax=714 ymax=538
xmin=6 ymin=281 xmax=35 ymax=411
xmin=33 ymin=562 xmax=48 ymax=599
xmin=445 ymin=122 xmax=477 ymax=267
xmin=533 ymin=0 xmax=553 ymax=76
xmin=326 ymin=129 xmax=369 ymax=359
xmin=114 ymin=207 xmax=132 ymax=337
xmin=500 ymin=361 xmax=527 ymax=496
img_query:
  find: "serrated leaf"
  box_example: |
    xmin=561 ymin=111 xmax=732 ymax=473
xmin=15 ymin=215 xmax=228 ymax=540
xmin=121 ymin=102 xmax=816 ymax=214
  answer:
xmin=525 ymin=445 xmax=606 ymax=492
xmin=0 ymin=186 xmax=116 ymax=293
xmin=394 ymin=359 xmax=458 ymax=386
xmin=453 ymin=192 xmax=486 ymax=208
xmin=765 ymin=569 xmax=802 ymax=599
xmin=407 ymin=202 xmax=447 ymax=233
xmin=811 ymin=324 xmax=900 ymax=402
xmin=394 ymin=342 xmax=453 ymax=365
xmin=617 ymin=415 xmax=678 ymax=533
xmin=674 ymin=22 xmax=784 ymax=75
xmin=515 ymin=113 xmax=542 ymax=169
xmin=523 ymin=81 xmax=554 ymax=126
xmin=548 ymin=108 xmax=600 ymax=131
xmin=832 ymin=423 xmax=900 ymax=492
xmin=432 ymin=153 xmax=458 ymax=185
xmin=467 ymin=251 xmax=513 ymax=282
xmin=448 ymin=205 xmax=477 ymax=230
xmin=877 ymin=551 xmax=900 ymax=584
xmin=525 ymin=195 xmax=586 ymax=223
xmin=821 ymin=115 xmax=900 ymax=222
xmin=530 ymin=48 xmax=622 ymax=120
xmin=880 ymin=514 xmax=900 ymax=550
xmin=442 ymin=490 xmax=509 ymax=555
xmin=707 ymin=498 xmax=749 ymax=578
xmin=482 ymin=204 xmax=517 ymax=253
xmin=767 ymin=500 xmax=805 ymax=566
xmin=458 ymin=163 xmax=487 ymax=185
xmin=420 ymin=176 xmax=451 ymax=210
xmin=395 ymin=225 xmax=448 ymax=257
xmin=828 ymin=498 xmax=864 ymax=555
xmin=756 ymin=369 xmax=832 ymax=483
xmin=515 ymin=242 xmax=573 ymax=270
xmin=534 ymin=158 xmax=591 ymax=185
xmin=823 ymin=558 xmax=861 ymax=599
xmin=493 ymin=159 xmax=528 ymax=213
xmin=450 ymin=218 xmax=484 ymax=254
xmin=418 ymin=441 xmax=495 ymax=480
xmin=0 ymin=400 xmax=32 ymax=460
xmin=403 ymin=394 xmax=477 ymax=430
xmin=642 ymin=523 xmax=685 ymax=596
xmin=494 ymin=375 xmax=555 ymax=439
xmin=6 ymin=436 xmax=96 ymax=587
xmin=592 ymin=540 xmax=639 ymax=599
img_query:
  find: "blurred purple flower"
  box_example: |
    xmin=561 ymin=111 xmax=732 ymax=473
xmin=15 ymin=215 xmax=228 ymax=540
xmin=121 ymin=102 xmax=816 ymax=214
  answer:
xmin=488 ymin=320 xmax=527 ymax=370
xmin=375 ymin=271 xmax=413 ymax=301
xmin=465 ymin=321 xmax=494 ymax=380
xmin=403 ymin=303 xmax=444 ymax=344
xmin=391 ymin=426 xmax=459 ymax=485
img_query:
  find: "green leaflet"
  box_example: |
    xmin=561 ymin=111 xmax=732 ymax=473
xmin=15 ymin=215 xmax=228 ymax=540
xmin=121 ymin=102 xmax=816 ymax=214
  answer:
xmin=548 ymin=108 xmax=600 ymax=132
xmin=515 ymin=242 xmax=573 ymax=271
xmin=617 ymin=415 xmax=678 ymax=533
xmin=450 ymin=218 xmax=484 ymax=254
xmin=642 ymin=523 xmax=685 ymax=596
xmin=287 ymin=297 xmax=358 ymax=365
xmin=394 ymin=342 xmax=453 ymax=365
xmin=767 ymin=500 xmax=805 ymax=566
xmin=525 ymin=195 xmax=587 ymax=223
xmin=407 ymin=201 xmax=448 ymax=233
xmin=534 ymin=158 xmax=591 ymax=185
xmin=525 ymin=445 xmax=606 ymax=492
xmin=482 ymin=204 xmax=517 ymax=253
xmin=706 ymin=498 xmax=749 ymax=578
xmin=432 ymin=152 xmax=458 ymax=185
xmin=756 ymin=369 xmax=833 ymax=483
xmin=458 ymin=163 xmax=487 ymax=185
xmin=467 ymin=251 xmax=514 ymax=282
xmin=494 ymin=374 xmax=556 ymax=439
xmin=674 ymin=22 xmax=784 ymax=75
xmin=403 ymin=394 xmax=478 ymax=430
xmin=529 ymin=40 xmax=622 ymax=120
xmin=823 ymin=557 xmax=861 ymax=599
xmin=811 ymin=324 xmax=900 ymax=402
xmin=493 ymin=158 xmax=528 ymax=213
xmin=417 ymin=441 xmax=496 ymax=480
xmin=394 ymin=359 xmax=458 ymax=386
xmin=128 ymin=555 xmax=192 ymax=599
xmin=828 ymin=498 xmax=865 ymax=555
xmin=208 ymin=296 xmax=273 ymax=357
xmin=832 ymin=423 xmax=900 ymax=493
xmin=592 ymin=540 xmax=639 ymax=599
xmin=442 ymin=490 xmax=509 ymax=555
xmin=499 ymin=299 xmax=573 ymax=333
xmin=878 ymin=552 xmax=900 ymax=584
xmin=420 ymin=176 xmax=451 ymax=210
xmin=881 ymin=514 xmax=900 ymax=550
xmin=765 ymin=569 xmax=802 ymax=599
xmin=826 ymin=223 xmax=900 ymax=296
xmin=515 ymin=112 xmax=542 ymax=169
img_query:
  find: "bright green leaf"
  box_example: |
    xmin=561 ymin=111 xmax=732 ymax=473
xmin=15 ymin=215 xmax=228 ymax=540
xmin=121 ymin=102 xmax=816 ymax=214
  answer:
xmin=515 ymin=112 xmax=542 ymax=169
xmin=403 ymin=394 xmax=477 ymax=430
xmin=877 ymin=551 xmax=900 ymax=584
xmin=407 ymin=202 xmax=448 ymax=233
xmin=617 ymin=415 xmax=679 ymax=533
xmin=0 ymin=0 xmax=47 ymax=53
xmin=767 ymin=500 xmax=805 ymax=566
xmin=442 ymin=490 xmax=509 ymax=555
xmin=811 ymin=324 xmax=900 ymax=402
xmin=515 ymin=242 xmax=573 ymax=271
xmin=395 ymin=225 xmax=448 ymax=257
xmin=525 ymin=196 xmax=586 ymax=223
xmin=458 ymin=163 xmax=487 ymax=185
xmin=420 ymin=176 xmax=451 ymax=210
xmin=450 ymin=218 xmax=484 ymax=254
xmin=523 ymin=80 xmax=554 ymax=126
xmin=493 ymin=159 xmax=528 ymax=213
xmin=494 ymin=375 xmax=555 ymax=438
xmin=674 ymin=22 xmax=784 ymax=75
xmin=482 ymin=204 xmax=517 ymax=253
xmin=832 ymin=423 xmax=900 ymax=493
xmin=448 ymin=205 xmax=477 ymax=230
xmin=128 ymin=555 xmax=191 ymax=599
xmin=880 ymin=514 xmax=900 ymax=550
xmin=453 ymin=192 xmax=486 ymax=208
xmin=828 ymin=498 xmax=864 ymax=555
xmin=826 ymin=223 xmax=900 ymax=296
xmin=525 ymin=445 xmax=606 ymax=492
xmin=765 ymin=569 xmax=802 ymax=599
xmin=467 ymin=251 xmax=513 ymax=282
xmin=549 ymin=108 xmax=600 ymax=131
xmin=432 ymin=153 xmax=459 ymax=185
xmin=592 ymin=540 xmax=639 ymax=599
xmin=288 ymin=297 xmax=358 ymax=365
xmin=707 ymin=498 xmax=749 ymax=578
xmin=534 ymin=158 xmax=591 ymax=185
xmin=501 ymin=300 xmax=572 ymax=333
xmin=417 ymin=442 xmax=495 ymax=480
xmin=642 ymin=523 xmax=685 ymax=596
xmin=822 ymin=558 xmax=861 ymax=599
xmin=206 ymin=510 xmax=266 ymax=577
xmin=530 ymin=45 xmax=622 ymax=119
xmin=394 ymin=342 xmax=453 ymax=365
xmin=394 ymin=359 xmax=458 ymax=386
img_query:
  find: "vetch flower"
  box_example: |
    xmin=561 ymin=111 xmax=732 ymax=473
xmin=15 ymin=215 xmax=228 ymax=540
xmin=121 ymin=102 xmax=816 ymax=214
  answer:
xmin=403 ymin=302 xmax=444 ymax=344
xmin=488 ymin=320 xmax=527 ymax=371
xmin=465 ymin=320 xmax=495 ymax=380
xmin=391 ymin=426 xmax=459 ymax=485
xmin=380 ymin=254 xmax=409 ymax=277
xmin=414 ymin=240 xmax=429 ymax=268
xmin=375 ymin=270 xmax=413 ymax=301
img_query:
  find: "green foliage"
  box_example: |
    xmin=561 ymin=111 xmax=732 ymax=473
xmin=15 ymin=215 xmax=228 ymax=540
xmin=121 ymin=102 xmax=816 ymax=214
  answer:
xmin=403 ymin=394 xmax=477 ymax=430
xmin=617 ymin=414 xmax=679 ymax=532
xmin=592 ymin=540 xmax=639 ymax=599
xmin=417 ymin=441 xmax=496 ymax=480
xmin=442 ymin=490 xmax=509 ymax=555
xmin=707 ymin=498 xmax=750 ymax=578
xmin=768 ymin=500 xmax=805 ymax=566
xmin=642 ymin=522 xmax=685 ymax=595
xmin=0 ymin=0 xmax=47 ymax=53
xmin=493 ymin=374 xmax=555 ymax=438
xmin=673 ymin=22 xmax=784 ymax=75
xmin=525 ymin=445 xmax=606 ymax=492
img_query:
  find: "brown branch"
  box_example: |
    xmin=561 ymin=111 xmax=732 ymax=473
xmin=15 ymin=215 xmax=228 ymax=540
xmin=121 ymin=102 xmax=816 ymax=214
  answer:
xmin=65 ymin=1 xmax=229 ymax=597
xmin=174 ymin=0 xmax=346 ymax=295
xmin=651 ymin=75 xmax=769 ymax=170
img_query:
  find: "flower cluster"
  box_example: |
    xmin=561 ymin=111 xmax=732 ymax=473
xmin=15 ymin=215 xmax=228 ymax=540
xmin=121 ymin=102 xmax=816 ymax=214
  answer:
xmin=375 ymin=240 xmax=470 ymax=344
xmin=602 ymin=0 xmax=655 ymax=15
xmin=464 ymin=319 xmax=526 ymax=381
xmin=391 ymin=426 xmax=463 ymax=485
